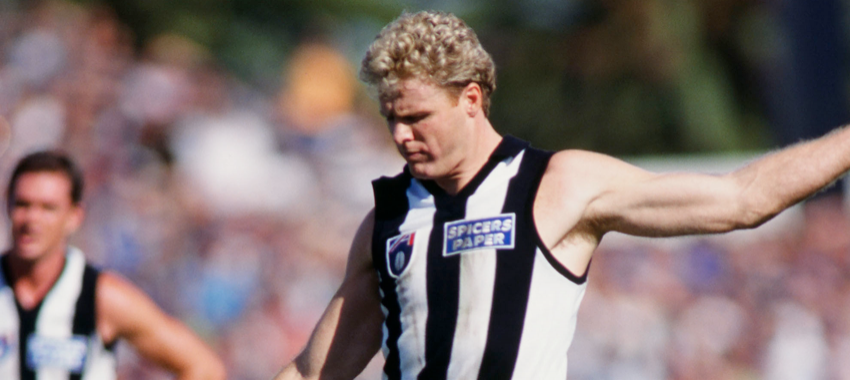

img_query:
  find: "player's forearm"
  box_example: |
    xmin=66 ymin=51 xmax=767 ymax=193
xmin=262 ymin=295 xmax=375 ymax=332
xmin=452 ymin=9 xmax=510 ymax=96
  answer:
xmin=272 ymin=296 xmax=355 ymax=380
xmin=273 ymin=288 xmax=383 ymax=380
xmin=731 ymin=124 xmax=850 ymax=224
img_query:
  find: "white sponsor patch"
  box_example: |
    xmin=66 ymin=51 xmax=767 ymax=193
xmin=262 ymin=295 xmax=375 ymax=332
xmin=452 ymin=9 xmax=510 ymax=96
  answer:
xmin=27 ymin=334 xmax=87 ymax=372
xmin=444 ymin=213 xmax=516 ymax=256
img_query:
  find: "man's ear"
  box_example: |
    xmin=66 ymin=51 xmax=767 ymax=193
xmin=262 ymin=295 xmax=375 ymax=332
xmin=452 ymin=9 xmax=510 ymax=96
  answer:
xmin=65 ymin=204 xmax=85 ymax=235
xmin=461 ymin=82 xmax=483 ymax=117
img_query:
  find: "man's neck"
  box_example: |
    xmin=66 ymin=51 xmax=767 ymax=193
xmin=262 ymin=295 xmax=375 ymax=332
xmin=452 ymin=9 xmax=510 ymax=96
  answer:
xmin=7 ymin=248 xmax=67 ymax=310
xmin=434 ymin=123 xmax=503 ymax=195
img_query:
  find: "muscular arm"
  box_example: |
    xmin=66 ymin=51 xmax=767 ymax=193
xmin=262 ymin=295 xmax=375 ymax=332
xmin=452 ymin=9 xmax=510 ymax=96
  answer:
xmin=97 ymin=272 xmax=226 ymax=380
xmin=538 ymin=125 xmax=850 ymax=244
xmin=274 ymin=211 xmax=384 ymax=380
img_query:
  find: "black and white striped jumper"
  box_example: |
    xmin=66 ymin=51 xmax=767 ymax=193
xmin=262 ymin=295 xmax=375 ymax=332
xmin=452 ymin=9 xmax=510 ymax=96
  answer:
xmin=372 ymin=136 xmax=589 ymax=380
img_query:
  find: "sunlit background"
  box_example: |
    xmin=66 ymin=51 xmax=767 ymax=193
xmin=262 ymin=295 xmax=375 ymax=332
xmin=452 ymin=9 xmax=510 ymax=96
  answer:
xmin=2 ymin=0 xmax=850 ymax=378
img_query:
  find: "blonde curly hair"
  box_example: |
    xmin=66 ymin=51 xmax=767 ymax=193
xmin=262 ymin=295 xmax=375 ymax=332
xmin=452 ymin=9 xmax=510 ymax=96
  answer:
xmin=360 ymin=11 xmax=496 ymax=116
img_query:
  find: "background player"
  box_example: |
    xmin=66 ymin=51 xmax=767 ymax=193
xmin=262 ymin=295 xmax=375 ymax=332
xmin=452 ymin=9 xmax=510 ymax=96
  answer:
xmin=0 ymin=150 xmax=227 ymax=379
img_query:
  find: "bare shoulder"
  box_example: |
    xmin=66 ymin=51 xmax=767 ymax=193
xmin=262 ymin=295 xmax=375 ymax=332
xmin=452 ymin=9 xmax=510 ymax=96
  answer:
xmin=546 ymin=149 xmax=597 ymax=175
xmin=96 ymin=271 xmax=147 ymax=311
xmin=536 ymin=149 xmax=652 ymax=245
xmin=535 ymin=151 xmax=602 ymax=245
xmin=346 ymin=209 xmax=376 ymax=277
xmin=354 ymin=209 xmax=375 ymax=248
xmin=541 ymin=149 xmax=655 ymax=205
xmin=95 ymin=271 xmax=160 ymax=343
xmin=539 ymin=150 xmax=616 ymax=204
xmin=546 ymin=149 xmax=648 ymax=182
xmin=547 ymin=149 xmax=604 ymax=167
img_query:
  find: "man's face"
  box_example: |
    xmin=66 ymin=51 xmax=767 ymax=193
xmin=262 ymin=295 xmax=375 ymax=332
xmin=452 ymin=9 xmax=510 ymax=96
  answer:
xmin=9 ymin=171 xmax=82 ymax=262
xmin=380 ymin=78 xmax=470 ymax=181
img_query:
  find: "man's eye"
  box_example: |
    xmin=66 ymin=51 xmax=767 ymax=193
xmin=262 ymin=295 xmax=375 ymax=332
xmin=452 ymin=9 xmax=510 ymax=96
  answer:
xmin=402 ymin=114 xmax=426 ymax=124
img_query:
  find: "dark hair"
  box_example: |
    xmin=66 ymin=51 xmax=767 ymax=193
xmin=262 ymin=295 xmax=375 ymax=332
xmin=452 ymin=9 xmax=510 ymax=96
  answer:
xmin=7 ymin=150 xmax=85 ymax=207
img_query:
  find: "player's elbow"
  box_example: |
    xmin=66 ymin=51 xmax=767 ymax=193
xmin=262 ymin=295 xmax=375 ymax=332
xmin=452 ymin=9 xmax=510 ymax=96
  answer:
xmin=728 ymin=192 xmax=781 ymax=231
xmin=715 ymin=173 xmax=779 ymax=231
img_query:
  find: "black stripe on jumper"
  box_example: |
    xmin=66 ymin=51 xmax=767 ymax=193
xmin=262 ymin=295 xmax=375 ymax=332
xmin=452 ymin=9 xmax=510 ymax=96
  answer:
xmin=70 ymin=265 xmax=100 ymax=380
xmin=477 ymin=147 xmax=553 ymax=380
xmin=415 ymin=193 xmax=463 ymax=380
xmin=16 ymin=303 xmax=40 ymax=380
xmin=372 ymin=173 xmax=413 ymax=380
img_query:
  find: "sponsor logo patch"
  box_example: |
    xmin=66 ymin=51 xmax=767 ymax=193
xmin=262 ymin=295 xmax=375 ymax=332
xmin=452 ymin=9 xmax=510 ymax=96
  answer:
xmin=386 ymin=232 xmax=416 ymax=278
xmin=0 ymin=334 xmax=12 ymax=361
xmin=444 ymin=213 xmax=516 ymax=256
xmin=27 ymin=334 xmax=88 ymax=372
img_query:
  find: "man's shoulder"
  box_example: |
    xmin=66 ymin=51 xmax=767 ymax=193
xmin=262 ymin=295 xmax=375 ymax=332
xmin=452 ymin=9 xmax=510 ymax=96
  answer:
xmin=535 ymin=149 xmax=620 ymax=208
xmin=541 ymin=149 xmax=606 ymax=180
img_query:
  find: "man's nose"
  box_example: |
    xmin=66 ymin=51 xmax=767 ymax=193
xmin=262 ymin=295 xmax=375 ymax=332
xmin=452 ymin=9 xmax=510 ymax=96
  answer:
xmin=391 ymin=122 xmax=414 ymax=146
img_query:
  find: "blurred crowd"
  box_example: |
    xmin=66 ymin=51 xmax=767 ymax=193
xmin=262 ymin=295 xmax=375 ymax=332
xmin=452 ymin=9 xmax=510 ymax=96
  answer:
xmin=2 ymin=1 xmax=850 ymax=380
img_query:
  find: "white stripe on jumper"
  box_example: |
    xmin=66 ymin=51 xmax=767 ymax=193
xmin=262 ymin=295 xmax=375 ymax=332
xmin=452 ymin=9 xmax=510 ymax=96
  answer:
xmin=389 ymin=179 xmax=434 ymax=380
xmin=511 ymin=248 xmax=587 ymax=379
xmin=35 ymin=247 xmax=86 ymax=380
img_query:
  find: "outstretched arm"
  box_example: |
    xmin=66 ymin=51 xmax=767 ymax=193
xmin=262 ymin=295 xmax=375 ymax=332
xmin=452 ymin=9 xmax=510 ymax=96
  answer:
xmin=274 ymin=211 xmax=384 ymax=380
xmin=96 ymin=272 xmax=227 ymax=380
xmin=540 ymin=125 xmax=850 ymax=242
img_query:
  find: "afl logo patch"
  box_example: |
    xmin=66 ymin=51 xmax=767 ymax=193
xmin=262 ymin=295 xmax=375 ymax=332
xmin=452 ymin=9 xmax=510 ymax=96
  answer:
xmin=444 ymin=213 xmax=516 ymax=256
xmin=386 ymin=232 xmax=416 ymax=278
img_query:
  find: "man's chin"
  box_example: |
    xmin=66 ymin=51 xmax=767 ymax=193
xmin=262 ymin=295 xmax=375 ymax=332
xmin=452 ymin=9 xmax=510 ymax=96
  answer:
xmin=407 ymin=161 xmax=438 ymax=177
xmin=12 ymin=246 xmax=45 ymax=261
xmin=408 ymin=168 xmax=437 ymax=181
